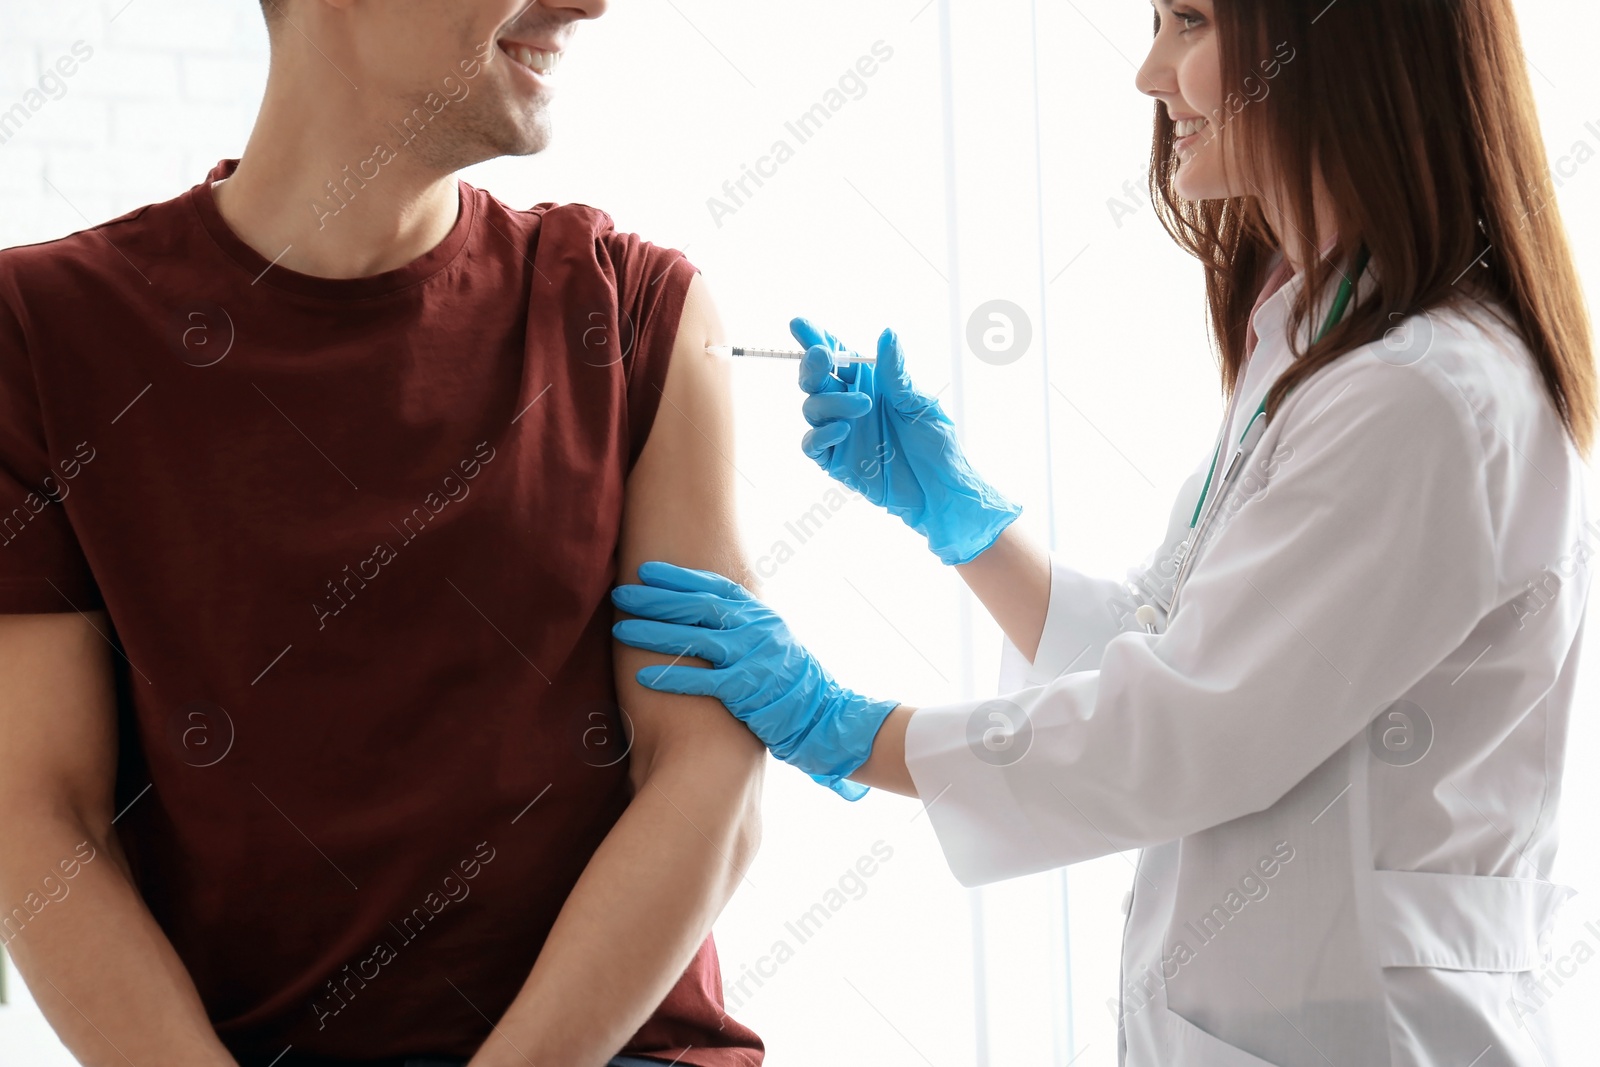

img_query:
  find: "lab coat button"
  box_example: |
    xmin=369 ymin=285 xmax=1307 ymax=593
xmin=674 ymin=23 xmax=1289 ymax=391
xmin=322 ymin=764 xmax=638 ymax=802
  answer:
xmin=1121 ymin=890 xmax=1133 ymax=916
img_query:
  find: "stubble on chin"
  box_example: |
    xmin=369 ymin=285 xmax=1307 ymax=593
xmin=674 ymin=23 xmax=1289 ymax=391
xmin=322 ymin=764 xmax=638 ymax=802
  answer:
xmin=423 ymin=98 xmax=553 ymax=170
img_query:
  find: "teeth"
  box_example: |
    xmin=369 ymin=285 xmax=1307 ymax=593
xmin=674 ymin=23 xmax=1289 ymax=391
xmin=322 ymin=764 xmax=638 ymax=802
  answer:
xmin=505 ymin=43 xmax=561 ymax=76
xmin=1174 ymin=118 xmax=1209 ymax=138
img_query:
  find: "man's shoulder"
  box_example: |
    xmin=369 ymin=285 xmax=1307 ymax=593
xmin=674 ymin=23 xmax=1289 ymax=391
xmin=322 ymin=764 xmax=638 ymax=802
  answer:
xmin=474 ymin=190 xmax=686 ymax=269
xmin=0 ymin=193 xmax=187 ymax=308
xmin=476 ymin=189 xmax=614 ymax=234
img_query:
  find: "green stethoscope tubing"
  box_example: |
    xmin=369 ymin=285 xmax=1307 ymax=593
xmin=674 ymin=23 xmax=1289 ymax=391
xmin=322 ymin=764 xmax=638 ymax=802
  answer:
xmin=1186 ymin=244 xmax=1373 ymax=531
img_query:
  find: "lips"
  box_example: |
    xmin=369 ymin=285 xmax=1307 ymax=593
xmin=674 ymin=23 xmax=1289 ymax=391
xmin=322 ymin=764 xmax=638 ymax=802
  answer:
xmin=496 ymin=38 xmax=562 ymax=77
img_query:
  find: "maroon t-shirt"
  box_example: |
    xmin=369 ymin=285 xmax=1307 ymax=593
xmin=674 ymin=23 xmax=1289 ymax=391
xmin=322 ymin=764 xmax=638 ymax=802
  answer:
xmin=0 ymin=158 xmax=762 ymax=1066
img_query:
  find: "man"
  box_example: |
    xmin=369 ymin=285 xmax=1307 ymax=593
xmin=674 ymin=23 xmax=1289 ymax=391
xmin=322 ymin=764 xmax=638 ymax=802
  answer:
xmin=0 ymin=1 xmax=765 ymax=1065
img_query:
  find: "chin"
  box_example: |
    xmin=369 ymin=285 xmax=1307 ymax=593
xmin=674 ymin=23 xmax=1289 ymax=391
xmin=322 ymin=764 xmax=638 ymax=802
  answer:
xmin=1173 ymin=163 xmax=1229 ymax=202
xmin=466 ymin=110 xmax=553 ymax=161
xmin=506 ymin=109 xmax=553 ymax=154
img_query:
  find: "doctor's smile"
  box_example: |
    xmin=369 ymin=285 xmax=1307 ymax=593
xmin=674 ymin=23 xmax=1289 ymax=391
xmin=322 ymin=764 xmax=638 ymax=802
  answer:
xmin=2 ymin=0 xmax=1595 ymax=1065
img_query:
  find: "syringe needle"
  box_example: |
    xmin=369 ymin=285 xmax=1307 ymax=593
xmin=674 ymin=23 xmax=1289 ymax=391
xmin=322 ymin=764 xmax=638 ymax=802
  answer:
xmin=706 ymin=343 xmax=877 ymax=365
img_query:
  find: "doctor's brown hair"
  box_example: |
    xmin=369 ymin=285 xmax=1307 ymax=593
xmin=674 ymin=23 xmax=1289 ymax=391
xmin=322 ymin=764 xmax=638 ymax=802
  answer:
xmin=1149 ymin=0 xmax=1597 ymax=456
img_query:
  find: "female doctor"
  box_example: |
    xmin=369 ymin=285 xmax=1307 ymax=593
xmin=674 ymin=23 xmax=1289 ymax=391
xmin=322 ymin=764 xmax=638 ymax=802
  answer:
xmin=612 ymin=0 xmax=1596 ymax=1064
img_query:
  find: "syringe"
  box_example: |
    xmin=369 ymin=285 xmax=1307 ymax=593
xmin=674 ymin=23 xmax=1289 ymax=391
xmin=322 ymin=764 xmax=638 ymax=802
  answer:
xmin=706 ymin=344 xmax=877 ymax=366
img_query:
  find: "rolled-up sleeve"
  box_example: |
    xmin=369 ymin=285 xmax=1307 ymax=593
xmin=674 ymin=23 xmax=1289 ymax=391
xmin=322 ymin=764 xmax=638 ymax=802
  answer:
xmin=996 ymin=456 xmax=1209 ymax=691
xmin=909 ymin=351 xmax=1499 ymax=887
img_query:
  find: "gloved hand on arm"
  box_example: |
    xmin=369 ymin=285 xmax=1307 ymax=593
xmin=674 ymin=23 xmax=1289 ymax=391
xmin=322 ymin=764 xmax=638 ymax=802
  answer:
xmin=792 ymin=316 xmax=1022 ymax=566
xmin=611 ymin=561 xmax=900 ymax=801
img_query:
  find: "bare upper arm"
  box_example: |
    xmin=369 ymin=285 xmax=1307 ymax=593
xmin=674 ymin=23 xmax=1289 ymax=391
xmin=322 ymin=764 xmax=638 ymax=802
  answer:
xmin=615 ymin=272 xmax=764 ymax=788
xmin=0 ymin=612 xmax=118 ymax=830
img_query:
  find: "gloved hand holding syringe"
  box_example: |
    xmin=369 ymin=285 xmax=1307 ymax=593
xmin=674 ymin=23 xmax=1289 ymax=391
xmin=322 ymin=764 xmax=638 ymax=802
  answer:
xmin=710 ymin=317 xmax=1020 ymax=567
xmin=617 ymin=316 xmax=1027 ymax=801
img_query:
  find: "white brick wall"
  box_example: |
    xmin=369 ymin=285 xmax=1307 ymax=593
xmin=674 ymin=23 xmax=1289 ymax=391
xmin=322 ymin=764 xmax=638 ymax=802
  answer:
xmin=0 ymin=0 xmax=269 ymax=249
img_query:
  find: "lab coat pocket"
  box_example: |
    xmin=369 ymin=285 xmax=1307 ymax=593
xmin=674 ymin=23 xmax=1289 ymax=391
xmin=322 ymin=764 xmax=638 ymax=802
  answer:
xmin=1372 ymin=870 xmax=1574 ymax=1067
xmin=1369 ymin=869 xmax=1575 ymax=972
xmin=1166 ymin=1008 xmax=1286 ymax=1067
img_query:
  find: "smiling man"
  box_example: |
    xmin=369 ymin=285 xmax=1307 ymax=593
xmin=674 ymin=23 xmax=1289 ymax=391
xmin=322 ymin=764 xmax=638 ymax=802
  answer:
xmin=0 ymin=2 xmax=765 ymax=1066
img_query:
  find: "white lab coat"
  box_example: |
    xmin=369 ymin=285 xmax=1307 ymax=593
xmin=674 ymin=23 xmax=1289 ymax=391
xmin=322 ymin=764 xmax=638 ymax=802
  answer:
xmin=904 ymin=261 xmax=1591 ymax=1066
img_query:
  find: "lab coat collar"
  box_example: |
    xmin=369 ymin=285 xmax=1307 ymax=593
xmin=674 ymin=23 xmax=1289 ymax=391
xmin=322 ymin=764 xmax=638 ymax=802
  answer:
xmin=1233 ymin=246 xmax=1377 ymax=450
xmin=1250 ymin=243 xmax=1378 ymax=357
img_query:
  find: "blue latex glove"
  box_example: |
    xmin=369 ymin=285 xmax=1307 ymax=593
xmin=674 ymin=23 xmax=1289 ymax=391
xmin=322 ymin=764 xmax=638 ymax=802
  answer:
xmin=792 ymin=316 xmax=1023 ymax=566
xmin=611 ymin=561 xmax=900 ymax=802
